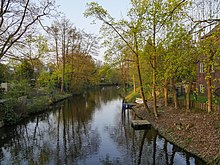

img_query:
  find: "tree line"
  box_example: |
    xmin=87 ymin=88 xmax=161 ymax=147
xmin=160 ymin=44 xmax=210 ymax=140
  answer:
xmin=0 ymin=0 xmax=119 ymax=98
xmin=85 ymin=0 xmax=220 ymax=117
xmin=1 ymin=0 xmax=220 ymax=116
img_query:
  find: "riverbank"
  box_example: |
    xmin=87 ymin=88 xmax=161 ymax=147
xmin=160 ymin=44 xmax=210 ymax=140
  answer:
xmin=133 ymin=103 xmax=220 ymax=164
xmin=0 ymin=92 xmax=72 ymax=128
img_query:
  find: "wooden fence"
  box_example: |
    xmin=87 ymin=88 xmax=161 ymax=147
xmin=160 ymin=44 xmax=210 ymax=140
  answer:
xmin=178 ymin=99 xmax=220 ymax=111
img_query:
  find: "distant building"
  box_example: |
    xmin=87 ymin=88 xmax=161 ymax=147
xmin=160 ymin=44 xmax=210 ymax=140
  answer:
xmin=196 ymin=24 xmax=220 ymax=95
xmin=196 ymin=62 xmax=220 ymax=95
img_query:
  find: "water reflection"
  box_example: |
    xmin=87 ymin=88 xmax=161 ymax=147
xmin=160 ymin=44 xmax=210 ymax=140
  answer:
xmin=105 ymin=108 xmax=205 ymax=165
xmin=0 ymin=87 xmax=205 ymax=165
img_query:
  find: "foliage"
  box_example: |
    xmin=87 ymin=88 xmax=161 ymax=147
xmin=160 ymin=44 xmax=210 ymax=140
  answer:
xmin=6 ymin=80 xmax=32 ymax=99
xmin=125 ymin=90 xmax=140 ymax=103
xmin=15 ymin=59 xmax=34 ymax=82
xmin=64 ymin=53 xmax=99 ymax=92
xmin=0 ymin=63 xmax=9 ymax=83
xmin=37 ymin=71 xmax=59 ymax=90
xmin=98 ymin=64 xmax=123 ymax=85
xmin=1 ymin=99 xmax=18 ymax=125
xmin=27 ymin=96 xmax=50 ymax=113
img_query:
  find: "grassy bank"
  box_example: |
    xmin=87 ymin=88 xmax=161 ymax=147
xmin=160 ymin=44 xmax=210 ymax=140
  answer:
xmin=0 ymin=92 xmax=72 ymax=127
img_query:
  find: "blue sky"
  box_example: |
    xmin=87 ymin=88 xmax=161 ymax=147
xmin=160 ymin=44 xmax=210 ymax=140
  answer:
xmin=55 ymin=0 xmax=131 ymax=60
xmin=56 ymin=0 xmax=131 ymax=35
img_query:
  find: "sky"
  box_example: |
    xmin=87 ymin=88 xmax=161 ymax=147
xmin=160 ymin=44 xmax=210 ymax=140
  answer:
xmin=56 ymin=0 xmax=131 ymax=34
xmin=56 ymin=0 xmax=131 ymax=60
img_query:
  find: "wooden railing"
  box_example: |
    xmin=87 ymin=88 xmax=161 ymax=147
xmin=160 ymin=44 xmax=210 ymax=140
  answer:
xmin=178 ymin=99 xmax=220 ymax=111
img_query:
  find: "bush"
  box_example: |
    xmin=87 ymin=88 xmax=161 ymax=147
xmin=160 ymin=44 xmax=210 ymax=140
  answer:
xmin=27 ymin=96 xmax=50 ymax=113
xmin=0 ymin=88 xmax=4 ymax=99
xmin=1 ymin=99 xmax=18 ymax=125
xmin=6 ymin=80 xmax=32 ymax=99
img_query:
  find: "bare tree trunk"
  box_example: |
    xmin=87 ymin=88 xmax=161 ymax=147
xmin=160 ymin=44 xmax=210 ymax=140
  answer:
xmin=135 ymin=55 xmax=150 ymax=113
xmin=171 ymin=78 xmax=178 ymax=109
xmin=152 ymin=14 xmax=158 ymax=118
xmin=133 ymin=74 xmax=136 ymax=93
xmin=61 ymin=52 xmax=65 ymax=93
xmin=152 ymin=55 xmax=158 ymax=117
xmin=185 ymin=82 xmax=192 ymax=112
xmin=134 ymin=32 xmax=150 ymax=113
xmin=101 ymin=21 xmax=151 ymax=113
xmin=61 ymin=30 xmax=66 ymax=93
xmin=55 ymin=37 xmax=59 ymax=67
xmin=164 ymin=80 xmax=168 ymax=107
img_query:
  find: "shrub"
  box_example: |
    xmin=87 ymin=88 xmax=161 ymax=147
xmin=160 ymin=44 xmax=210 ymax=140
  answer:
xmin=0 ymin=88 xmax=4 ymax=99
xmin=1 ymin=99 xmax=18 ymax=125
xmin=6 ymin=80 xmax=32 ymax=99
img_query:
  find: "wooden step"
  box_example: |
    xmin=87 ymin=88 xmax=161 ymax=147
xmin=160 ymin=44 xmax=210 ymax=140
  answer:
xmin=131 ymin=120 xmax=151 ymax=130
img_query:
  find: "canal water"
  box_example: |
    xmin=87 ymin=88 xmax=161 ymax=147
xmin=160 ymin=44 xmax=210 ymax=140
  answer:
xmin=0 ymin=87 xmax=205 ymax=165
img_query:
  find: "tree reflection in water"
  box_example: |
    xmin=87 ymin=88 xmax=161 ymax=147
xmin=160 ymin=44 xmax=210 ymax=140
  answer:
xmin=0 ymin=87 xmax=206 ymax=165
xmin=105 ymin=108 xmax=205 ymax=165
xmin=0 ymin=91 xmax=103 ymax=164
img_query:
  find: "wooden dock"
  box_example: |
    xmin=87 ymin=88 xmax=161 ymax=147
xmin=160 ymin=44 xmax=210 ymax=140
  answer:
xmin=131 ymin=120 xmax=151 ymax=130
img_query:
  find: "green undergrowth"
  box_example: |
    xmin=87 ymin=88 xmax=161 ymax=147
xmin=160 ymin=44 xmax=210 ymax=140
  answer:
xmin=125 ymin=91 xmax=140 ymax=103
xmin=178 ymin=94 xmax=220 ymax=105
xmin=0 ymin=99 xmax=19 ymax=125
xmin=0 ymin=92 xmax=72 ymax=126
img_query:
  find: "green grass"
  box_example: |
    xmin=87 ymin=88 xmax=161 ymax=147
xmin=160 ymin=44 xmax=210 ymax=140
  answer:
xmin=125 ymin=91 xmax=140 ymax=103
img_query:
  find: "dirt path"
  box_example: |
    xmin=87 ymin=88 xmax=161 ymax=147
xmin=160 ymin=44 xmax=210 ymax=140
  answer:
xmin=133 ymin=104 xmax=220 ymax=164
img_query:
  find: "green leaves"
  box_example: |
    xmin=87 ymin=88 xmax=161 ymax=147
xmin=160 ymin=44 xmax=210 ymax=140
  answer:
xmin=84 ymin=2 xmax=110 ymax=22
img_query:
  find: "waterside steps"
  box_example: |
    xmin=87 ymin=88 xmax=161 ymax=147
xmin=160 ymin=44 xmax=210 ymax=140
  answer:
xmin=131 ymin=120 xmax=151 ymax=130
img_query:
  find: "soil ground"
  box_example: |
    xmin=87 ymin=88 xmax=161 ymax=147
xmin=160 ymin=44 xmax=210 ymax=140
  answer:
xmin=133 ymin=102 xmax=220 ymax=164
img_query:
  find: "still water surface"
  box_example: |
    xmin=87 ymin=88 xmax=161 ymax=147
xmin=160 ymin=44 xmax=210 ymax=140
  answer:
xmin=0 ymin=87 xmax=205 ymax=165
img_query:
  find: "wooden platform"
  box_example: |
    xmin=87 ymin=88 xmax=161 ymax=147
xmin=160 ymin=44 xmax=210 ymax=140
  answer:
xmin=131 ymin=120 xmax=151 ymax=130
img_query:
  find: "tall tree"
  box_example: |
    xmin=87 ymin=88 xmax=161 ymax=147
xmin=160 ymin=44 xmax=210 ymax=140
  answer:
xmin=84 ymin=1 xmax=152 ymax=114
xmin=140 ymin=0 xmax=189 ymax=113
xmin=48 ymin=24 xmax=60 ymax=67
xmin=0 ymin=0 xmax=55 ymax=59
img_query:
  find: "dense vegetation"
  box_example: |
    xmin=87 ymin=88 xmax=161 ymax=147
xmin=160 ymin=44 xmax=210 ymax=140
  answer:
xmin=85 ymin=0 xmax=220 ymax=117
xmin=0 ymin=0 xmax=123 ymax=125
xmin=1 ymin=0 xmax=220 ymax=129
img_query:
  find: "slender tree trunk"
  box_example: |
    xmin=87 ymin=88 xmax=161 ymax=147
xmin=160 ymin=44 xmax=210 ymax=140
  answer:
xmin=134 ymin=32 xmax=150 ymax=113
xmin=185 ymin=82 xmax=192 ymax=112
xmin=135 ymin=55 xmax=150 ymax=113
xmin=55 ymin=37 xmax=59 ymax=67
xmin=152 ymin=13 xmax=158 ymax=118
xmin=102 ymin=21 xmax=151 ymax=113
xmin=152 ymin=55 xmax=158 ymax=117
xmin=61 ymin=30 xmax=66 ymax=93
xmin=61 ymin=52 xmax=65 ymax=93
xmin=133 ymin=74 xmax=136 ymax=93
xmin=171 ymin=78 xmax=178 ymax=109
xmin=207 ymin=66 xmax=212 ymax=113
xmin=164 ymin=80 xmax=168 ymax=107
